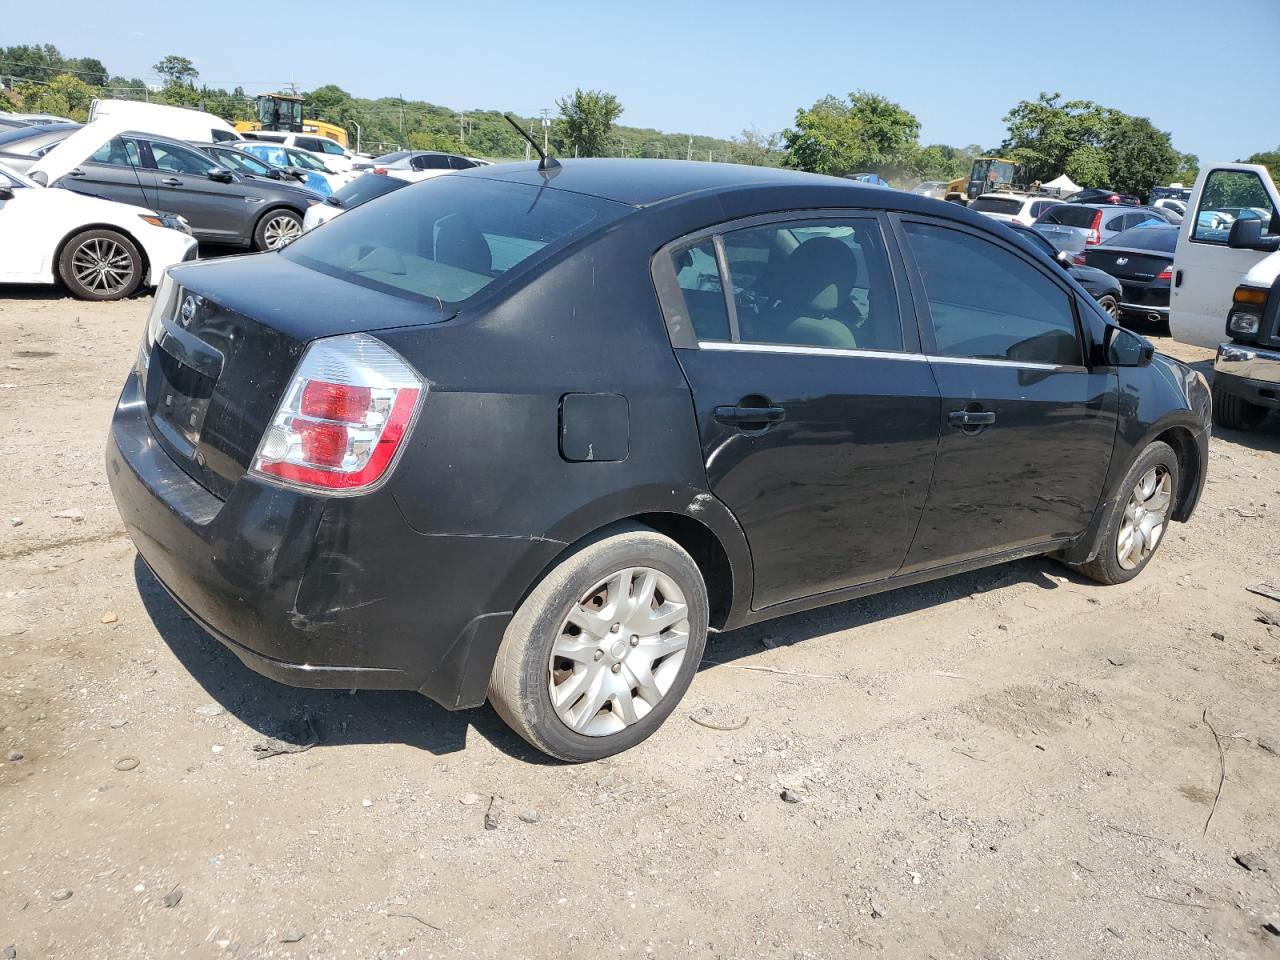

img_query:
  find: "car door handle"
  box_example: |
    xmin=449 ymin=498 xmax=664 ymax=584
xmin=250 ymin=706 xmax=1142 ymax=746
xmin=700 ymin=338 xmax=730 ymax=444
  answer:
xmin=161 ymin=177 xmax=182 ymax=186
xmin=714 ymin=403 xmax=786 ymax=428
xmin=1174 ymin=269 xmax=1183 ymax=288
xmin=949 ymin=409 xmax=996 ymax=429
xmin=67 ymin=168 xmax=85 ymax=178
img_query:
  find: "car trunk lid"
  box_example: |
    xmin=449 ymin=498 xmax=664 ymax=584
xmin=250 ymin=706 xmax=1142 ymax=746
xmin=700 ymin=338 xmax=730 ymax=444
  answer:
xmin=1085 ymin=246 xmax=1171 ymax=283
xmin=143 ymin=255 xmax=451 ymax=498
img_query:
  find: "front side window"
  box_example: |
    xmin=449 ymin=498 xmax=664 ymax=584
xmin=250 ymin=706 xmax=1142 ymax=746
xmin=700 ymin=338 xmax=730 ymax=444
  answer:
xmin=902 ymin=221 xmax=1081 ymax=367
xmin=1194 ymin=169 xmax=1278 ymax=243
xmin=720 ymin=219 xmax=902 ymax=351
xmin=283 ymin=176 xmax=625 ymax=305
xmin=89 ymin=136 xmax=141 ymax=167
xmin=150 ymin=141 xmax=217 ymax=176
xmin=217 ymin=149 xmax=271 ymax=175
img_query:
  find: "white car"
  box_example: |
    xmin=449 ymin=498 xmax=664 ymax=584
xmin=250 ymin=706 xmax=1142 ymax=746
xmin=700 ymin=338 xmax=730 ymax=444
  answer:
xmin=242 ymin=132 xmax=357 ymax=173
xmin=967 ymin=192 xmax=1062 ymax=226
xmin=1170 ymin=162 xmax=1280 ymax=348
xmin=301 ymin=171 xmax=410 ymax=232
xmin=88 ymin=99 xmax=241 ymax=144
xmin=0 ymin=161 xmax=197 ymax=300
xmin=351 ymin=150 xmax=481 ymax=183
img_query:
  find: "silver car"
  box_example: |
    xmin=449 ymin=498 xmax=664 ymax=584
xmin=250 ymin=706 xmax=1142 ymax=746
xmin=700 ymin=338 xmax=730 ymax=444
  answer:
xmin=1033 ymin=203 xmax=1174 ymax=256
xmin=0 ymin=121 xmax=81 ymax=174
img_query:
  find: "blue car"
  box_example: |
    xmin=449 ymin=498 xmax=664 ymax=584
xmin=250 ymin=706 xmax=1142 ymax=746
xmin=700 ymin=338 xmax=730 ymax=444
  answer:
xmin=235 ymin=142 xmax=334 ymax=197
xmin=844 ymin=173 xmax=889 ymax=187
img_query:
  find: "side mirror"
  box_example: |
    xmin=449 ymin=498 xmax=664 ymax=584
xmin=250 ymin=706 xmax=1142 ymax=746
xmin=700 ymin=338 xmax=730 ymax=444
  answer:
xmin=1228 ymin=217 xmax=1280 ymax=252
xmin=1056 ymin=250 xmax=1073 ymax=267
xmin=207 ymin=167 xmax=234 ymax=184
xmin=266 ymin=168 xmax=282 ymax=180
xmin=1103 ymin=325 xmax=1154 ymax=367
xmin=0 ymin=185 xmax=13 ymax=201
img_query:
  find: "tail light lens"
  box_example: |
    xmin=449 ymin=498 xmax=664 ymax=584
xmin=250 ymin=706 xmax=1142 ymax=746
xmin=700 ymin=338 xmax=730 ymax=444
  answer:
xmin=1072 ymin=252 xmax=1087 ymax=265
xmin=1156 ymin=267 xmax=1173 ymax=281
xmin=373 ymin=167 xmax=387 ymax=175
xmin=1087 ymin=211 xmax=1103 ymax=245
xmin=251 ymin=333 xmax=424 ymax=494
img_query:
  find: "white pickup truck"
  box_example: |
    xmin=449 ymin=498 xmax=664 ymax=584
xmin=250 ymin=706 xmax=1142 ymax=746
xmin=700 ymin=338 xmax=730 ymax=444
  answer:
xmin=1169 ymin=162 xmax=1280 ymax=429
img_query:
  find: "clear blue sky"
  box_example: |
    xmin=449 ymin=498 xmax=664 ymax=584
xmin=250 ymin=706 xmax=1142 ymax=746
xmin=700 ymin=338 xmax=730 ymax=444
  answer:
xmin=15 ymin=0 xmax=1280 ymax=162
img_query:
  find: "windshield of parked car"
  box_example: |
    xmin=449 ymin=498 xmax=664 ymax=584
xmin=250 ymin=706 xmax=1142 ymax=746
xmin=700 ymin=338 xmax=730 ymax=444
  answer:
xmin=0 ymin=124 xmax=75 ymax=147
xmin=1103 ymin=225 xmax=1178 ymax=252
xmin=372 ymin=150 xmax=411 ymax=164
xmin=283 ymin=176 xmax=627 ymax=305
xmin=969 ymin=195 xmax=1024 ymax=214
xmin=288 ymin=149 xmax=328 ymax=171
xmin=331 ymin=172 xmax=407 ymax=208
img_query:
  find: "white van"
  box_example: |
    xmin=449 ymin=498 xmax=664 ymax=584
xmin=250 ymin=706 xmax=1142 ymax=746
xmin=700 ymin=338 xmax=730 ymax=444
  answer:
xmin=1169 ymin=162 xmax=1279 ymax=348
xmin=87 ymin=99 xmax=241 ymax=144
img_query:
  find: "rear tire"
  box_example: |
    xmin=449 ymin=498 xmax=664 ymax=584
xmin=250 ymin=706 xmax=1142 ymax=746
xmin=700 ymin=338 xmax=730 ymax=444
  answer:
xmin=254 ymin=209 xmax=303 ymax=251
xmin=1072 ymin=440 xmax=1179 ymax=586
xmin=1212 ymin=384 xmax=1267 ymax=431
xmin=488 ymin=523 xmax=709 ymax=762
xmin=57 ymin=229 xmax=143 ymax=301
xmin=1096 ymin=294 xmax=1119 ymax=321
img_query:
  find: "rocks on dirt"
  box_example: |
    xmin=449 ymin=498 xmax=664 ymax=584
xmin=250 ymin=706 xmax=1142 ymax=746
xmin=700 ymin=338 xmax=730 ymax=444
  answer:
xmin=484 ymin=795 xmax=500 ymax=831
xmin=1257 ymin=737 xmax=1278 ymax=757
xmin=114 ymin=757 xmax=139 ymax=771
xmin=280 ymin=930 xmax=305 ymax=944
xmin=194 ymin=704 xmax=225 ymax=718
xmin=50 ymin=888 xmax=72 ymax=902
xmin=1211 ymin=631 xmax=1225 ymax=641
xmin=2 ymin=945 xmax=15 ymax=959
xmin=51 ymin=508 xmax=84 ymax=522
xmin=1263 ymin=922 xmax=1280 ymax=937
xmin=100 ymin=612 xmax=118 ymax=624
xmin=162 ymin=886 xmax=183 ymax=908
xmin=1233 ymin=852 xmax=1267 ymax=872
xmin=459 ymin=792 xmax=480 ymax=806
xmin=780 ymin=789 xmax=802 ymax=804
xmin=869 ymin=898 xmax=886 ymax=919
xmin=5 ymin=750 xmax=22 ymax=762
xmin=8 ymin=517 xmax=21 ymax=527
xmin=518 ymin=809 xmax=540 ymax=824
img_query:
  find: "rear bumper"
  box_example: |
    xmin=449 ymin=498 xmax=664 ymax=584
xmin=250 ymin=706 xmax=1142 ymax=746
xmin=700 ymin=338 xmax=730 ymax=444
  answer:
xmin=107 ymin=370 xmax=563 ymax=708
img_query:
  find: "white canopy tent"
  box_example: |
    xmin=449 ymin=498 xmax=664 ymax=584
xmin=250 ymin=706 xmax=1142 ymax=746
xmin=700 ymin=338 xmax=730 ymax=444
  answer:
xmin=1041 ymin=173 xmax=1082 ymax=195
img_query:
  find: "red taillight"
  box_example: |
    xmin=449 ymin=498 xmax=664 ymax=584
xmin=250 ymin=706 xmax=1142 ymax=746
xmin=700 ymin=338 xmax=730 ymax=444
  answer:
xmin=301 ymin=381 xmax=372 ymax=423
xmin=373 ymin=167 xmax=387 ymax=175
xmin=1073 ymin=252 xmax=1087 ymax=265
xmin=1087 ymin=211 xmax=1102 ymax=245
xmin=252 ymin=334 xmax=424 ymax=494
xmin=1156 ymin=267 xmax=1172 ymax=281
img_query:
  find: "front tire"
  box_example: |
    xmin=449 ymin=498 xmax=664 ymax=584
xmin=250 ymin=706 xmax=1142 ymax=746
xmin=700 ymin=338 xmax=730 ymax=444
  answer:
xmin=254 ymin=209 xmax=303 ymax=251
xmin=1212 ymin=384 xmax=1267 ymax=430
xmin=1096 ymin=294 xmax=1119 ymax=321
xmin=57 ymin=229 xmax=143 ymax=301
xmin=488 ymin=524 xmax=709 ymax=762
xmin=1072 ymin=440 xmax=1179 ymax=585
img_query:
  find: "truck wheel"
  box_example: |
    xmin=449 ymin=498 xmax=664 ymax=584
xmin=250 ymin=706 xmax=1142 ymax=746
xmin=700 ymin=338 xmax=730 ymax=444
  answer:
xmin=1212 ymin=384 xmax=1267 ymax=431
xmin=1072 ymin=441 xmax=1179 ymax=586
xmin=254 ymin=209 xmax=303 ymax=251
xmin=488 ymin=524 xmax=709 ymax=762
xmin=58 ymin=229 xmax=143 ymax=301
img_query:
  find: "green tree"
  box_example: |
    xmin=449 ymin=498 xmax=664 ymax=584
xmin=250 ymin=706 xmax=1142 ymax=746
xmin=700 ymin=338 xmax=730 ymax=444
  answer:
xmin=65 ymin=56 xmax=108 ymax=86
xmin=1101 ymin=115 xmax=1178 ymax=197
xmin=729 ymin=127 xmax=784 ymax=166
xmin=14 ymin=73 xmax=97 ymax=121
xmin=408 ymin=130 xmax=467 ymax=153
xmin=0 ymin=44 xmax=65 ymax=82
xmin=152 ymin=55 xmax=198 ymax=88
xmin=1245 ymin=147 xmax=1280 ymax=182
xmin=556 ymin=89 xmax=623 ymax=158
xmin=783 ymin=91 xmax=919 ymax=177
xmin=1000 ymin=92 xmax=1111 ymax=184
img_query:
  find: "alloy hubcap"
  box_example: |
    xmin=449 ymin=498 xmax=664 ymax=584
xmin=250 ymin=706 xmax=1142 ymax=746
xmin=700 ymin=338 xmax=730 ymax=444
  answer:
xmin=1117 ymin=465 xmax=1172 ymax=570
xmin=72 ymin=238 xmax=134 ymax=294
xmin=548 ymin=566 xmax=690 ymax=737
xmin=263 ymin=216 xmax=302 ymax=249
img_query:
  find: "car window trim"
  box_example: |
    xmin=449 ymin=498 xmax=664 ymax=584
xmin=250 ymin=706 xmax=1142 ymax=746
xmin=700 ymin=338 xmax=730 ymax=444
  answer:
xmin=889 ymin=212 xmax=1091 ymax=371
xmin=651 ymin=208 xmax=920 ymax=356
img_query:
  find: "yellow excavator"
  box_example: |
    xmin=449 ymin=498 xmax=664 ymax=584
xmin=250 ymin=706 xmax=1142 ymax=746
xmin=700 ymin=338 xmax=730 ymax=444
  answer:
xmin=945 ymin=157 xmax=1026 ymax=205
xmin=234 ymin=94 xmax=350 ymax=149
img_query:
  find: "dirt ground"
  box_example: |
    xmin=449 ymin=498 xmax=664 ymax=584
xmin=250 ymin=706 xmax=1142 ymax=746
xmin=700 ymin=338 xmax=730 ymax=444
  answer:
xmin=1 ymin=288 xmax=1279 ymax=960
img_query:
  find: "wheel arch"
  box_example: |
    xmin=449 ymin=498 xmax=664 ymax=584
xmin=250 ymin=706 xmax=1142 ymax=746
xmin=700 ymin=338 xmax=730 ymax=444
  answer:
xmin=252 ymin=203 xmax=306 ymax=246
xmin=52 ymin=223 xmax=152 ymax=286
xmin=1152 ymin=423 xmax=1202 ymax=522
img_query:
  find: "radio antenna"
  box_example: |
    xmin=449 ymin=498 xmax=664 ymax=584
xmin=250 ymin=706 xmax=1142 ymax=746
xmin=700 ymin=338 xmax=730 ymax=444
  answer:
xmin=503 ymin=114 xmax=560 ymax=173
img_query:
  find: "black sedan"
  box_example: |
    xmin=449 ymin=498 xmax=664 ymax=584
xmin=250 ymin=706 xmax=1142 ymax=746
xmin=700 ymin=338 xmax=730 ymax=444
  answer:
xmin=107 ymin=160 xmax=1210 ymax=761
xmin=54 ymin=132 xmax=321 ymax=250
xmin=1083 ymin=223 xmax=1179 ymax=327
xmin=1007 ymin=223 xmax=1124 ymax=319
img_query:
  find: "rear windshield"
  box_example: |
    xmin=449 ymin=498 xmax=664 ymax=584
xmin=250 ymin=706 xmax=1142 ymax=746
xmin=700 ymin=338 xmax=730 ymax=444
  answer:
xmin=1039 ymin=205 xmax=1099 ymax=227
xmin=969 ymin=195 xmax=1024 ymax=214
xmin=332 ymin=172 xmax=408 ymax=208
xmin=283 ymin=175 xmax=626 ymax=305
xmin=1103 ymin=225 xmax=1178 ymax=252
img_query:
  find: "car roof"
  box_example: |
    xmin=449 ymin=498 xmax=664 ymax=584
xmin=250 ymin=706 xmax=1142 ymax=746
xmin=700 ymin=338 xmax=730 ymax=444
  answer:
xmin=463 ymin=158 xmax=906 ymax=209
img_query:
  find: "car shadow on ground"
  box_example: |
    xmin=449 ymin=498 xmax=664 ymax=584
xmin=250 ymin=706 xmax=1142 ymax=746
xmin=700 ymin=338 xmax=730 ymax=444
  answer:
xmin=700 ymin=556 xmax=1074 ymax=670
xmin=137 ymin=552 xmax=1076 ymax=763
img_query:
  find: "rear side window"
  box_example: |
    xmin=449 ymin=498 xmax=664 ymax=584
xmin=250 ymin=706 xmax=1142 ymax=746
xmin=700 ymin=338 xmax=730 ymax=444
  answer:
xmin=320 ymin=140 xmax=345 ymax=155
xmin=89 ymin=136 xmax=141 ymax=167
xmin=902 ymin=221 xmax=1081 ymax=366
xmin=1039 ymin=205 xmax=1098 ymax=227
xmin=671 ymin=240 xmax=730 ymax=341
xmin=412 ymin=154 xmax=451 ymax=171
xmin=210 ymin=129 xmax=239 ymax=143
xmin=721 ymin=219 xmax=902 ymax=352
xmin=449 ymin=156 xmax=476 ymax=170
xmin=283 ymin=176 xmax=625 ymax=305
xmin=969 ymin=196 xmax=1023 ymax=215
xmin=1029 ymin=200 xmax=1057 ymax=219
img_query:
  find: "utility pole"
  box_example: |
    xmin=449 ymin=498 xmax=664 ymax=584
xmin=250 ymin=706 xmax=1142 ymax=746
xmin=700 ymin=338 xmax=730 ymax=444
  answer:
xmin=398 ymin=95 xmax=405 ymax=141
xmin=459 ymin=114 xmax=466 ymax=143
xmin=687 ymin=136 xmax=693 ymax=161
xmin=540 ymin=108 xmax=550 ymax=156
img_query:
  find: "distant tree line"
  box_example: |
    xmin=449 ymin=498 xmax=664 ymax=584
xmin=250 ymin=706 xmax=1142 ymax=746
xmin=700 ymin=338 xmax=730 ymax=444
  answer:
xmin=3 ymin=42 xmax=1275 ymax=197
